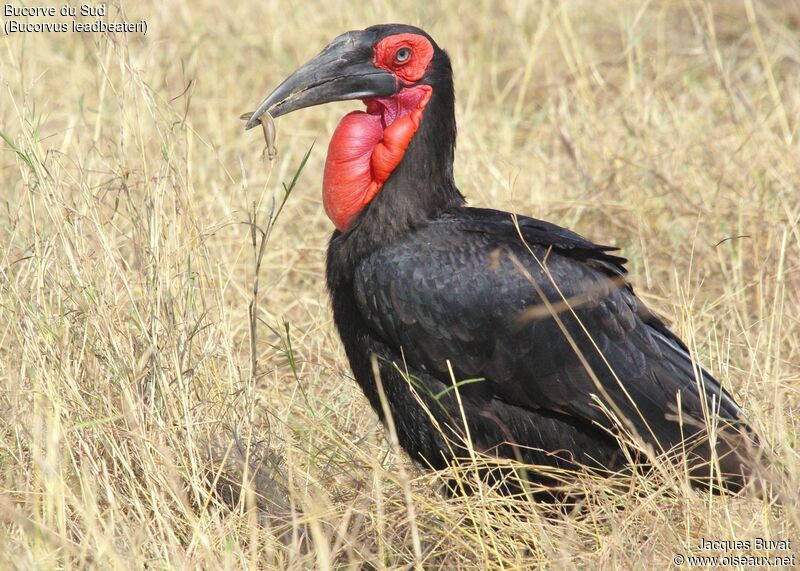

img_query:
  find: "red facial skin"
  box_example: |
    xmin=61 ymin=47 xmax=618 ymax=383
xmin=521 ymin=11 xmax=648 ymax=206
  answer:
xmin=322 ymin=34 xmax=435 ymax=231
xmin=372 ymin=33 xmax=434 ymax=83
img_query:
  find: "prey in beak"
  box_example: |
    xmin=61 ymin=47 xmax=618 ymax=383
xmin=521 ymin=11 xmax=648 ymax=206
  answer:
xmin=243 ymin=30 xmax=398 ymax=129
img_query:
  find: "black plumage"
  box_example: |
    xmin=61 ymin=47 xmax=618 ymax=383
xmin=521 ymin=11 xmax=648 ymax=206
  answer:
xmin=247 ymin=24 xmax=757 ymax=495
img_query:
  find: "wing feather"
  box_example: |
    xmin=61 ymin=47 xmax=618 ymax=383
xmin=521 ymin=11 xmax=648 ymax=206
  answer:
xmin=354 ymin=208 xmax=748 ymax=456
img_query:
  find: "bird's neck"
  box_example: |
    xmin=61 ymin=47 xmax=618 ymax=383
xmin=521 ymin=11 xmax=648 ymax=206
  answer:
xmin=383 ymin=81 xmax=463 ymax=219
xmin=329 ymin=83 xmax=464 ymax=270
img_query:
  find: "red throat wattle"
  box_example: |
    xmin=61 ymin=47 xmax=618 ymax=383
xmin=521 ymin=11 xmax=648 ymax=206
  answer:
xmin=323 ymin=85 xmax=432 ymax=231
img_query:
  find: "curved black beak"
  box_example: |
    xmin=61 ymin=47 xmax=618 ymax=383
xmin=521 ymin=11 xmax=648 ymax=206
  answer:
xmin=244 ymin=30 xmax=398 ymax=130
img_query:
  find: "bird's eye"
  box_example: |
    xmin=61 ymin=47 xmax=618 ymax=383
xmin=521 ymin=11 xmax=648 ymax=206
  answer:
xmin=395 ymin=47 xmax=411 ymax=64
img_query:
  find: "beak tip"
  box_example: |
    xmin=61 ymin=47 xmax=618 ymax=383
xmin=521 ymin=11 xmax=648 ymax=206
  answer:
xmin=240 ymin=111 xmax=261 ymax=131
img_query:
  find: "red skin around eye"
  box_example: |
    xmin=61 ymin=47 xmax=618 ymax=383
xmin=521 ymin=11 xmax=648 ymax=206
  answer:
xmin=373 ymin=33 xmax=434 ymax=83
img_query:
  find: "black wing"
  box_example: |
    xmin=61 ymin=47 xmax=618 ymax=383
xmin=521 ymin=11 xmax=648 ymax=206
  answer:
xmin=353 ymin=207 xmax=749 ymax=459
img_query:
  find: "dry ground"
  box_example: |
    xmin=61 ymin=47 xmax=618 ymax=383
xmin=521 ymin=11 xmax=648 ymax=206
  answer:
xmin=1 ymin=0 xmax=799 ymax=568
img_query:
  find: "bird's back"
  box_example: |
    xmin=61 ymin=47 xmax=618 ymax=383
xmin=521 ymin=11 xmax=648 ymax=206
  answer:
xmin=351 ymin=206 xmax=756 ymax=488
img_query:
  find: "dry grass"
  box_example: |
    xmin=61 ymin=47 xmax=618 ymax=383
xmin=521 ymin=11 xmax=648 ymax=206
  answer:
xmin=1 ymin=0 xmax=799 ymax=568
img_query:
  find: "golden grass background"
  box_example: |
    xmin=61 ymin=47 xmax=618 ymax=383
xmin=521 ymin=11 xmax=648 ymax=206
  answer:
xmin=1 ymin=0 xmax=799 ymax=568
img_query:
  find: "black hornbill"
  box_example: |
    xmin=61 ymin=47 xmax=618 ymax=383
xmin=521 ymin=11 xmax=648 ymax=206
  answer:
xmin=245 ymin=24 xmax=757 ymax=494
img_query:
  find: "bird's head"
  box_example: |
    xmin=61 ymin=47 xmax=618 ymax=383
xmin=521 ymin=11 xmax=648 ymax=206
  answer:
xmin=245 ymin=24 xmax=455 ymax=232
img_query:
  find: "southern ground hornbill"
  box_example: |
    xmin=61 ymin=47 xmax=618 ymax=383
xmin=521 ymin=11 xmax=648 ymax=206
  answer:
xmin=245 ymin=24 xmax=758 ymax=495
